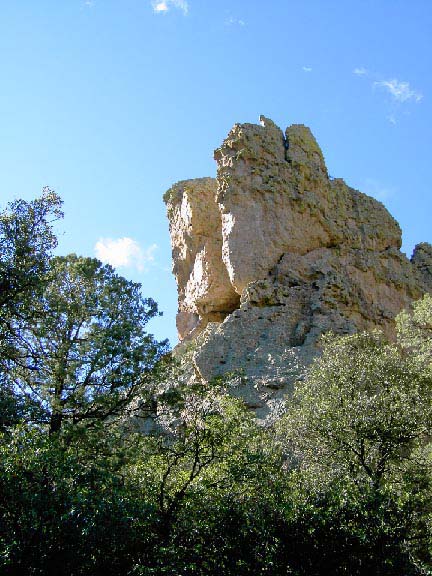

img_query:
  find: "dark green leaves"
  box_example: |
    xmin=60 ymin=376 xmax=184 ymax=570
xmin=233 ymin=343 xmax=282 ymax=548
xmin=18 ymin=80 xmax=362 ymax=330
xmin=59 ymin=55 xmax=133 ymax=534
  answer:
xmin=1 ymin=253 xmax=167 ymax=435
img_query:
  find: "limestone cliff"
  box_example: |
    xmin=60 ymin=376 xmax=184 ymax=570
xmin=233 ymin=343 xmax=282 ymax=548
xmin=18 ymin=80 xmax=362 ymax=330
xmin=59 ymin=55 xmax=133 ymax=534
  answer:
xmin=164 ymin=117 xmax=432 ymax=418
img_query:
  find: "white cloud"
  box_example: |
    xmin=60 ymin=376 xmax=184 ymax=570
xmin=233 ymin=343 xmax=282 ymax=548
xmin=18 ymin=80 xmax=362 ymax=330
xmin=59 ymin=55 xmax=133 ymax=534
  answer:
xmin=225 ymin=16 xmax=245 ymax=26
xmin=353 ymin=68 xmax=423 ymax=124
xmin=153 ymin=1 xmax=168 ymax=11
xmin=374 ymin=78 xmax=423 ymax=103
xmin=302 ymin=66 xmax=312 ymax=72
xmin=95 ymin=237 xmax=157 ymax=272
xmin=353 ymin=67 xmax=367 ymax=76
xmin=363 ymin=178 xmax=395 ymax=202
xmin=152 ymin=0 xmax=188 ymax=14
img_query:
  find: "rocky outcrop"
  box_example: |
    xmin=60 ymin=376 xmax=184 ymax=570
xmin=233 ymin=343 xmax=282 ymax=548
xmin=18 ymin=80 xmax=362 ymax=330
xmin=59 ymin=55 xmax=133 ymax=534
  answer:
xmin=412 ymin=243 xmax=432 ymax=288
xmin=164 ymin=178 xmax=240 ymax=340
xmin=164 ymin=117 xmax=432 ymax=419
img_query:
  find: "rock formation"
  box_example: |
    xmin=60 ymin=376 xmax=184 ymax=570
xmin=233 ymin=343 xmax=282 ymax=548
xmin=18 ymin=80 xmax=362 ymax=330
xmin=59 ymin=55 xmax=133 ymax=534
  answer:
xmin=164 ymin=116 xmax=432 ymax=419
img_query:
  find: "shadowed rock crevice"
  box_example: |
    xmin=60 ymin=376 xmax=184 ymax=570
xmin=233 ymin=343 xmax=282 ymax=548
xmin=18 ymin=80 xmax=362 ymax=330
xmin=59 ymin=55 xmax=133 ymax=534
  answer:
xmin=164 ymin=117 xmax=432 ymax=419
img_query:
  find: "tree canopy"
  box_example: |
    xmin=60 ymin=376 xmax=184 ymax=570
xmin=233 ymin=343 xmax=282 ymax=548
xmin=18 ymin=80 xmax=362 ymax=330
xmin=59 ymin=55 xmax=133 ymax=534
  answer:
xmin=1 ymin=253 xmax=167 ymax=435
xmin=0 ymin=188 xmax=63 ymax=323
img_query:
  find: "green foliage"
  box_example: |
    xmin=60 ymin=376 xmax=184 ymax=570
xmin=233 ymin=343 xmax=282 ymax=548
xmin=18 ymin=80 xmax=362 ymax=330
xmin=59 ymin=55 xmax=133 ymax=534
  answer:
xmin=278 ymin=303 xmax=432 ymax=573
xmin=1 ymin=192 xmax=432 ymax=575
xmin=0 ymin=381 xmax=286 ymax=576
xmin=130 ymin=382 xmax=280 ymax=534
xmin=0 ymin=189 xmax=63 ymax=372
xmin=0 ymin=188 xmax=63 ymax=317
xmin=1 ymin=253 xmax=167 ymax=435
xmin=0 ymin=425 xmax=158 ymax=576
xmin=281 ymin=330 xmax=431 ymax=489
xmin=397 ymin=292 xmax=432 ymax=374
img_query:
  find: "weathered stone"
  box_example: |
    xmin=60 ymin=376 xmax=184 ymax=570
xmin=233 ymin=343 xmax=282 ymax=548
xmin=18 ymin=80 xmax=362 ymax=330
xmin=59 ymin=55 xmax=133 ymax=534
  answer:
xmin=412 ymin=242 xmax=432 ymax=287
xmin=164 ymin=177 xmax=239 ymax=340
xmin=164 ymin=117 xmax=432 ymax=419
xmin=213 ymin=118 xmax=401 ymax=296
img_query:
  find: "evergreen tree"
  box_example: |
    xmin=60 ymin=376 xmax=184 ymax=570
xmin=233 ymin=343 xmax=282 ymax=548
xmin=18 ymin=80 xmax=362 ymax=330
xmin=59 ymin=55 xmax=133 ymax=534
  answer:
xmin=1 ymin=253 xmax=167 ymax=435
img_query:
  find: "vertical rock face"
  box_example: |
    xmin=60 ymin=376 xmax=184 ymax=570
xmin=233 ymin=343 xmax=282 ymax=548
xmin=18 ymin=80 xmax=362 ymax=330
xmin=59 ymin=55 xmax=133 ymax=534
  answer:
xmin=164 ymin=117 xmax=432 ymax=418
xmin=215 ymin=116 xmax=402 ymax=295
xmin=164 ymin=178 xmax=239 ymax=340
xmin=412 ymin=243 xmax=432 ymax=287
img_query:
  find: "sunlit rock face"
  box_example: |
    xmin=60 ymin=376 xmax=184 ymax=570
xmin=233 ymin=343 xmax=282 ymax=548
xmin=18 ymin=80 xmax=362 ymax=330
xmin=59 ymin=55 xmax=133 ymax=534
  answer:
xmin=164 ymin=178 xmax=240 ymax=340
xmin=164 ymin=117 xmax=432 ymax=419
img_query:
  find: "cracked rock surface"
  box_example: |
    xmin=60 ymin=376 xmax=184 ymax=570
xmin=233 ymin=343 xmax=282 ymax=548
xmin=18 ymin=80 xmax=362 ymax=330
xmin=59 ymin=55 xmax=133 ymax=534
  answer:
xmin=164 ymin=117 xmax=432 ymax=419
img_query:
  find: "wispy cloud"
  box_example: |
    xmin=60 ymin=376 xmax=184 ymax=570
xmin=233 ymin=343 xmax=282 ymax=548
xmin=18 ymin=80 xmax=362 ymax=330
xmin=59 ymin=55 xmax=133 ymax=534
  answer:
xmin=363 ymin=178 xmax=395 ymax=202
xmin=152 ymin=0 xmax=188 ymax=14
xmin=353 ymin=67 xmax=423 ymax=124
xmin=225 ymin=16 xmax=245 ymax=26
xmin=302 ymin=66 xmax=312 ymax=73
xmin=95 ymin=237 xmax=157 ymax=272
xmin=353 ymin=67 xmax=368 ymax=76
xmin=374 ymin=78 xmax=423 ymax=103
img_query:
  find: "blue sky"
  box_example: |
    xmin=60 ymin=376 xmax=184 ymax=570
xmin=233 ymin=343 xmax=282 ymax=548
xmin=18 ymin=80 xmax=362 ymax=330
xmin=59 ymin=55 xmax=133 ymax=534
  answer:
xmin=1 ymin=0 xmax=431 ymax=346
